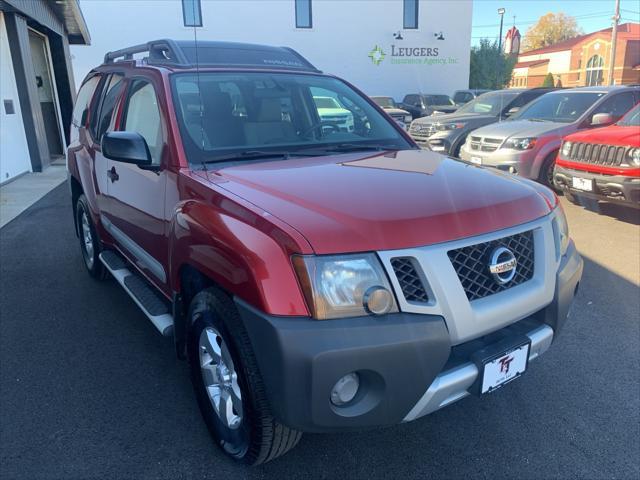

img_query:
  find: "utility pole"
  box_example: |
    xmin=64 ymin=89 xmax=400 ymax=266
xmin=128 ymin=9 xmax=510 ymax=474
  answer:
xmin=607 ymin=0 xmax=620 ymax=85
xmin=496 ymin=7 xmax=506 ymax=88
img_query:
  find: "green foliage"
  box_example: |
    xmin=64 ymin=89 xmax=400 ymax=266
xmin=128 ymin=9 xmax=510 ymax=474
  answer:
xmin=542 ymin=72 xmax=555 ymax=87
xmin=469 ymin=39 xmax=517 ymax=90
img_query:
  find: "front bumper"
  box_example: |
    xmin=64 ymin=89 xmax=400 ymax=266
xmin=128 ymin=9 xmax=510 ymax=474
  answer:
xmin=459 ymin=145 xmax=538 ymax=178
xmin=236 ymin=241 xmax=582 ymax=433
xmin=554 ymin=165 xmax=640 ymax=207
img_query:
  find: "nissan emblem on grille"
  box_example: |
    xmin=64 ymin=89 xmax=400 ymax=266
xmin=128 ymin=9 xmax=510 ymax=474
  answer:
xmin=488 ymin=247 xmax=517 ymax=284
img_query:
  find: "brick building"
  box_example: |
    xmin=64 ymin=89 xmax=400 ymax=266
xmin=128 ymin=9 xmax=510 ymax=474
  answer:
xmin=510 ymin=22 xmax=640 ymax=88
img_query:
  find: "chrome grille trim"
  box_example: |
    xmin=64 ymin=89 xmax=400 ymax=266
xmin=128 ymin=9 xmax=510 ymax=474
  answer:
xmin=468 ymin=136 xmax=503 ymax=152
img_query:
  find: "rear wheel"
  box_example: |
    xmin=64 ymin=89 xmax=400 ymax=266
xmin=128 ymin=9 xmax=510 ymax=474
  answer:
xmin=187 ymin=287 xmax=302 ymax=464
xmin=75 ymin=194 xmax=108 ymax=280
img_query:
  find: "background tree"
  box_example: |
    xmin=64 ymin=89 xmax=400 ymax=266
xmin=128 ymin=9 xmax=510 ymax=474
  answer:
xmin=469 ymin=39 xmax=516 ymax=89
xmin=542 ymin=72 xmax=555 ymax=87
xmin=522 ymin=12 xmax=583 ymax=52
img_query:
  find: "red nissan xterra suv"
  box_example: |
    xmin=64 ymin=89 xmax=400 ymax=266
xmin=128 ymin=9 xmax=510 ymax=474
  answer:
xmin=67 ymin=40 xmax=583 ymax=464
xmin=554 ymin=102 xmax=640 ymax=208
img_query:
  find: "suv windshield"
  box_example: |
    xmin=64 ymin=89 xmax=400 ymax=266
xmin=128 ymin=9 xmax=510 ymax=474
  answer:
xmin=171 ymin=72 xmax=411 ymax=165
xmin=424 ymin=95 xmax=454 ymax=106
xmin=455 ymin=91 xmax=518 ymax=115
xmin=371 ymin=97 xmax=396 ymax=108
xmin=512 ymin=91 xmax=606 ymax=123
xmin=618 ymin=104 xmax=640 ymax=126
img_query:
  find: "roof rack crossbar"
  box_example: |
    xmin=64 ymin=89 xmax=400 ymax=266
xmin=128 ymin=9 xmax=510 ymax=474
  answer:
xmin=104 ymin=39 xmax=188 ymax=65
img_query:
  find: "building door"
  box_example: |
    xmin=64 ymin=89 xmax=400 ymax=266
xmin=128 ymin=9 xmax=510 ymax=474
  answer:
xmin=28 ymin=29 xmax=63 ymax=157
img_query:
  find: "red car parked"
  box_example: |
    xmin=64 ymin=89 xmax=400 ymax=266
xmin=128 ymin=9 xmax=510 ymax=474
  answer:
xmin=555 ymin=103 xmax=640 ymax=207
xmin=67 ymin=40 xmax=582 ymax=464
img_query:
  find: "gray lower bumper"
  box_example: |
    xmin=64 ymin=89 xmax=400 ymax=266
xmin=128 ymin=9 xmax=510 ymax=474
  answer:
xmin=403 ymin=324 xmax=553 ymax=421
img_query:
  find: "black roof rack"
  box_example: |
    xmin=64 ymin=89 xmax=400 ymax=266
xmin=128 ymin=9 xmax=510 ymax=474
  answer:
xmin=103 ymin=39 xmax=321 ymax=72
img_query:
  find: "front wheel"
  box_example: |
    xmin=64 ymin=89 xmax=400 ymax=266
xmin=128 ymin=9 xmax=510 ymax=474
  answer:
xmin=187 ymin=288 xmax=301 ymax=464
xmin=539 ymin=152 xmax=559 ymax=189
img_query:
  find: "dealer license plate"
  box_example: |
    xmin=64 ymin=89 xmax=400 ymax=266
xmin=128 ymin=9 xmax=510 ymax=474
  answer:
xmin=470 ymin=156 xmax=482 ymax=165
xmin=572 ymin=177 xmax=593 ymax=191
xmin=480 ymin=343 xmax=530 ymax=394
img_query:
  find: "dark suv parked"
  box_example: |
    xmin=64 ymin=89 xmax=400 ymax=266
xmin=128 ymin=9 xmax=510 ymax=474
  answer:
xmin=401 ymin=93 xmax=457 ymax=119
xmin=409 ymin=88 xmax=555 ymax=156
xmin=67 ymin=39 xmax=581 ymax=465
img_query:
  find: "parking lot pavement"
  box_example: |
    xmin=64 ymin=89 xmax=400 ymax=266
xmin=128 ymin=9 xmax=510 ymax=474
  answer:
xmin=1 ymin=185 xmax=638 ymax=480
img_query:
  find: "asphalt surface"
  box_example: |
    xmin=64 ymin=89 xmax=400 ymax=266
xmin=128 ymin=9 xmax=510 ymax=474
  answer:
xmin=1 ymin=184 xmax=638 ymax=479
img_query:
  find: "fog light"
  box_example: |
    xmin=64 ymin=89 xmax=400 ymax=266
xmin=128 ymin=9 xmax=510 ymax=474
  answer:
xmin=330 ymin=373 xmax=360 ymax=406
xmin=508 ymin=166 xmax=517 ymax=174
xmin=363 ymin=286 xmax=393 ymax=315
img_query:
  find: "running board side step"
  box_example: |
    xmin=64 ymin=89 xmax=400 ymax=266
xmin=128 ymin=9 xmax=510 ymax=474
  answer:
xmin=99 ymin=251 xmax=174 ymax=337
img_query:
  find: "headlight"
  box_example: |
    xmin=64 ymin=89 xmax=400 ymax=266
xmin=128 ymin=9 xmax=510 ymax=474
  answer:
xmin=404 ymin=115 xmax=413 ymax=124
xmin=627 ymin=147 xmax=640 ymax=166
xmin=503 ymin=137 xmax=537 ymax=150
xmin=436 ymin=123 xmax=465 ymax=131
xmin=554 ymin=205 xmax=570 ymax=257
xmin=561 ymin=141 xmax=573 ymax=158
xmin=293 ymin=253 xmax=398 ymax=320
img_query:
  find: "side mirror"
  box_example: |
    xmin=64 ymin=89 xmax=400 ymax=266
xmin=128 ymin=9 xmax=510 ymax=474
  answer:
xmin=591 ymin=112 xmax=614 ymax=126
xmin=505 ymin=107 xmax=520 ymax=117
xmin=102 ymin=131 xmax=152 ymax=167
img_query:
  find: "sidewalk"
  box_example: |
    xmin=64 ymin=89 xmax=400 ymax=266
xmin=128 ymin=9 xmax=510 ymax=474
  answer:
xmin=0 ymin=165 xmax=67 ymax=228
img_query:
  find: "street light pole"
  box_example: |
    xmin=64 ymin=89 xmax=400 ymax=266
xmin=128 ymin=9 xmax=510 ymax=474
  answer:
xmin=496 ymin=8 xmax=506 ymax=88
xmin=607 ymin=0 xmax=620 ymax=85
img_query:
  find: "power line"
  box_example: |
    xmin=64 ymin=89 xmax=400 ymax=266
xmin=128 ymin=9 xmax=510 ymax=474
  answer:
xmin=472 ymin=11 xmax=612 ymax=29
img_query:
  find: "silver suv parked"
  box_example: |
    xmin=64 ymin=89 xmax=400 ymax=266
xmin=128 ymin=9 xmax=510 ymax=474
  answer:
xmin=409 ymin=89 xmax=554 ymax=156
xmin=459 ymin=86 xmax=640 ymax=186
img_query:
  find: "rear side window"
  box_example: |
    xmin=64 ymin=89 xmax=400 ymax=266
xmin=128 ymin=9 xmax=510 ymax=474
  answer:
xmin=123 ymin=80 xmax=164 ymax=166
xmin=72 ymin=76 xmax=100 ymax=127
xmin=91 ymin=73 xmax=125 ymax=141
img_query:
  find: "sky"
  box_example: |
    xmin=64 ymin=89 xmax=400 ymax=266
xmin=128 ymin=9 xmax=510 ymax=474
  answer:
xmin=471 ymin=0 xmax=640 ymax=45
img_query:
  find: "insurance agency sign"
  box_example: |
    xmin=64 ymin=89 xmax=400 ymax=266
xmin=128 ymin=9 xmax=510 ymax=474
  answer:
xmin=368 ymin=44 xmax=459 ymax=67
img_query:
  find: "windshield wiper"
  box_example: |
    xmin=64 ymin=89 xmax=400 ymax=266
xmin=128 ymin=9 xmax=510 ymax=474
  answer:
xmin=526 ymin=118 xmax=549 ymax=122
xmin=312 ymin=143 xmax=399 ymax=153
xmin=203 ymin=150 xmax=321 ymax=164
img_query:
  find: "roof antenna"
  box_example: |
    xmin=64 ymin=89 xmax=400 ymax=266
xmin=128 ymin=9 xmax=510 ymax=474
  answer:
xmin=183 ymin=0 xmax=208 ymax=175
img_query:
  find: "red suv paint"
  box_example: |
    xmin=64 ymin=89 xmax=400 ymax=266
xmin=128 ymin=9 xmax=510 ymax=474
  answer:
xmin=67 ymin=40 xmax=582 ymax=465
xmin=554 ymin=103 xmax=640 ymax=208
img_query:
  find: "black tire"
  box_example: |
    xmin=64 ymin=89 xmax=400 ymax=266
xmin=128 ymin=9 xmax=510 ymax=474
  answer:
xmin=75 ymin=194 xmax=108 ymax=280
xmin=187 ymin=287 xmax=302 ymax=465
xmin=539 ymin=151 xmax=559 ymax=189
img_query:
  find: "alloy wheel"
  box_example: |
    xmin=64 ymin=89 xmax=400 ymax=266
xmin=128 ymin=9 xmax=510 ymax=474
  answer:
xmin=199 ymin=327 xmax=243 ymax=429
xmin=81 ymin=211 xmax=94 ymax=268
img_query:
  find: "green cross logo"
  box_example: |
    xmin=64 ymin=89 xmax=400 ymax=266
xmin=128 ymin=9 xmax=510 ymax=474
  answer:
xmin=368 ymin=45 xmax=386 ymax=65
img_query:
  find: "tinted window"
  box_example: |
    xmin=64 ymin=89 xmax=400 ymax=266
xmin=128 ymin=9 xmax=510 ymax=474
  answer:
xmin=171 ymin=72 xmax=411 ymax=166
xmin=403 ymin=0 xmax=418 ymax=29
xmin=508 ymin=90 xmax=546 ymax=110
xmin=512 ymin=92 xmax=605 ymax=123
xmin=123 ymin=80 xmax=164 ymax=165
xmin=453 ymin=92 xmax=472 ymax=103
xmin=456 ymin=91 xmax=518 ymax=115
xmin=618 ymin=103 xmax=640 ymax=126
xmin=93 ymin=73 xmax=124 ymax=141
xmin=72 ymin=76 xmax=100 ymax=127
xmin=371 ymin=97 xmax=396 ymax=108
xmin=424 ymin=95 xmax=453 ymax=106
xmin=592 ymin=92 xmax=637 ymax=119
xmin=295 ymin=0 xmax=312 ymax=28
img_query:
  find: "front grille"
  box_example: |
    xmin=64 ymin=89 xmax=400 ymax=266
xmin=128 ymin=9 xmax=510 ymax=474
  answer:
xmin=410 ymin=123 xmax=436 ymax=138
xmin=468 ymin=136 xmax=502 ymax=152
xmin=390 ymin=257 xmax=429 ymax=303
xmin=567 ymin=142 xmax=628 ymax=166
xmin=447 ymin=231 xmax=534 ymax=301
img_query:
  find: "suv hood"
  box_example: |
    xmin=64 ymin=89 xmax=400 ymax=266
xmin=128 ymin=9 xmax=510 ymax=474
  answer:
xmin=472 ymin=119 xmax=568 ymax=139
xmin=566 ymin=124 xmax=640 ymax=146
xmin=383 ymin=107 xmax=411 ymax=116
xmin=413 ymin=112 xmax=497 ymax=124
xmin=212 ymin=150 xmax=554 ymax=254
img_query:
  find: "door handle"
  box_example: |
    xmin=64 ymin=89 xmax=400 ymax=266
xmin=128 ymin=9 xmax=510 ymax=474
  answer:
xmin=107 ymin=166 xmax=119 ymax=183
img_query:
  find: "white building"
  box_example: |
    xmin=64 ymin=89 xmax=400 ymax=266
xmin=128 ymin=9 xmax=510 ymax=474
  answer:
xmin=0 ymin=0 xmax=89 ymax=183
xmin=71 ymin=0 xmax=472 ymax=101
